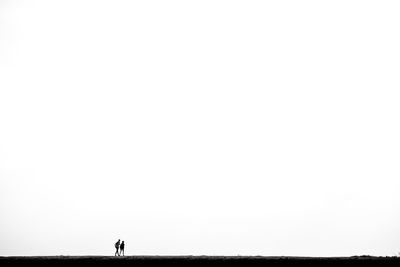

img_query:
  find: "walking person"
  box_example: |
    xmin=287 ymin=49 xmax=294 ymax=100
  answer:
xmin=120 ymin=241 xmax=125 ymax=256
xmin=115 ymin=239 xmax=121 ymax=256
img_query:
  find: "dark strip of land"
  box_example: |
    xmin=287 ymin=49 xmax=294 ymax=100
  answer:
xmin=1 ymin=256 xmax=399 ymax=266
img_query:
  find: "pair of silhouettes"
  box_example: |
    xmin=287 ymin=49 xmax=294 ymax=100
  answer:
xmin=115 ymin=239 xmax=125 ymax=256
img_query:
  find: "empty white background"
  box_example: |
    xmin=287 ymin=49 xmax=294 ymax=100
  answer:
xmin=1 ymin=0 xmax=400 ymax=256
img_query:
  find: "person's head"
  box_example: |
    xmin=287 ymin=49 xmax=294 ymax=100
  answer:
xmin=122 ymin=241 xmax=124 ymax=243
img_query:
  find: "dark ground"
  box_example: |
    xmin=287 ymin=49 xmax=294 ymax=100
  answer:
xmin=1 ymin=256 xmax=400 ymax=266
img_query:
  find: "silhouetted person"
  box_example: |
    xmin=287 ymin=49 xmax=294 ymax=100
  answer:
xmin=120 ymin=241 xmax=125 ymax=256
xmin=115 ymin=239 xmax=121 ymax=256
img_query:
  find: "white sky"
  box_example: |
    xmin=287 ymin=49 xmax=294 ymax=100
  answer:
xmin=1 ymin=0 xmax=400 ymax=257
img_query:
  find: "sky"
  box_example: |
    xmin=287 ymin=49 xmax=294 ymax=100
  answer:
xmin=0 ymin=0 xmax=400 ymax=257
